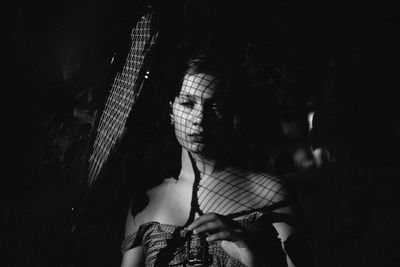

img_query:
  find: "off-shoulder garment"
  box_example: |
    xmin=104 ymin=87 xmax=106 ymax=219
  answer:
xmin=121 ymin=207 xmax=290 ymax=266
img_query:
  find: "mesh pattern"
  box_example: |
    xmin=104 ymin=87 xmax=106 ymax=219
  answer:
xmin=171 ymin=73 xmax=221 ymax=155
xmin=121 ymin=211 xmax=278 ymax=266
xmin=198 ymin=170 xmax=284 ymax=215
xmin=88 ymin=12 xmax=158 ymax=185
xmin=171 ymin=72 xmax=285 ymax=217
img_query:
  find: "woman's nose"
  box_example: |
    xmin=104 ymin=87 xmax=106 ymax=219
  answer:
xmin=192 ymin=104 xmax=204 ymax=126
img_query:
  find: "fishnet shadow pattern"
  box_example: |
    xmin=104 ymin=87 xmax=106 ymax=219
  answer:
xmin=172 ymin=72 xmax=285 ymax=216
xmin=88 ymin=12 xmax=158 ymax=185
xmin=172 ymin=73 xmax=219 ymax=154
xmin=197 ymin=169 xmax=284 ymax=216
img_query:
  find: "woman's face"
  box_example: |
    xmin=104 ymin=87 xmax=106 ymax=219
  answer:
xmin=171 ymin=73 xmax=228 ymax=154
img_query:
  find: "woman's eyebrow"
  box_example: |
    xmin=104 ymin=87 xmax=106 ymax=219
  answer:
xmin=178 ymin=94 xmax=196 ymax=101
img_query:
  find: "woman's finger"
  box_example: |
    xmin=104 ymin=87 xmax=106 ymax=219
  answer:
xmin=206 ymin=230 xmax=234 ymax=242
xmin=186 ymin=213 xmax=221 ymax=231
xmin=192 ymin=220 xmax=224 ymax=234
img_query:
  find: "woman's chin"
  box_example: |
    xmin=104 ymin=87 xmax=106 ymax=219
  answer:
xmin=186 ymin=143 xmax=206 ymax=154
xmin=181 ymin=139 xmax=225 ymax=159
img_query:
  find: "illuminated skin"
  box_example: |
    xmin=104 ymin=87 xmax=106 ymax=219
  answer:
xmin=171 ymin=73 xmax=224 ymax=155
xmin=122 ymin=72 xmax=295 ymax=267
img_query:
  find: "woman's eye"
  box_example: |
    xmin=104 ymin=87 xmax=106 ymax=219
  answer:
xmin=180 ymin=101 xmax=195 ymax=108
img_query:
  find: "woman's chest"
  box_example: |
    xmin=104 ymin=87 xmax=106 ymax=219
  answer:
xmin=138 ymin=178 xmax=193 ymax=225
xmin=197 ymin=174 xmax=275 ymax=215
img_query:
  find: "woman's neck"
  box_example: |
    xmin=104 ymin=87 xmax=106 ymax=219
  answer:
xmin=179 ymin=149 xmax=218 ymax=181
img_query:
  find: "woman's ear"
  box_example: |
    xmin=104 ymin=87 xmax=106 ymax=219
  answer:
xmin=169 ymin=101 xmax=174 ymax=118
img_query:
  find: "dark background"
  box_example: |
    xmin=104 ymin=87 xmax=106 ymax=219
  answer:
xmin=2 ymin=0 xmax=399 ymax=266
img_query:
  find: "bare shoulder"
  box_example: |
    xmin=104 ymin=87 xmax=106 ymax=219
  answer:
xmin=125 ymin=177 xmax=190 ymax=237
xmin=124 ymin=196 xmax=146 ymax=237
xmin=246 ymin=171 xmax=288 ymax=203
xmin=124 ymin=180 xmax=167 ymax=237
xmin=225 ymin=167 xmax=289 ymax=209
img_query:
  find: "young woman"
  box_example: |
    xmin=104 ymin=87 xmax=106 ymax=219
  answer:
xmin=121 ymin=54 xmax=295 ymax=267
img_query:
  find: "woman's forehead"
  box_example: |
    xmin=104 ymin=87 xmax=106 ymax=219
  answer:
xmin=180 ymin=73 xmax=218 ymax=99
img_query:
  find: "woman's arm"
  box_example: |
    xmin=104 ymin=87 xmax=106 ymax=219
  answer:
xmin=271 ymin=182 xmax=296 ymax=267
xmin=272 ymin=215 xmax=295 ymax=267
xmin=121 ymin=202 xmax=145 ymax=267
xmin=121 ymin=247 xmax=144 ymax=267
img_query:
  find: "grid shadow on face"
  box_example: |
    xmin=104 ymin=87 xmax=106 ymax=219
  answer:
xmin=172 ymin=73 xmax=225 ymax=154
xmin=171 ymin=74 xmax=287 ymax=218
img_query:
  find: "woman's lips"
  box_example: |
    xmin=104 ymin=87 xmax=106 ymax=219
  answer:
xmin=188 ymin=133 xmax=205 ymax=142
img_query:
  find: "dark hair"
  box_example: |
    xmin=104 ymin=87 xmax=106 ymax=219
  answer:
xmin=166 ymin=51 xmax=245 ymax=109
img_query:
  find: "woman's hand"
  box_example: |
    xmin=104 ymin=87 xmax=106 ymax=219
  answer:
xmin=186 ymin=213 xmax=260 ymax=267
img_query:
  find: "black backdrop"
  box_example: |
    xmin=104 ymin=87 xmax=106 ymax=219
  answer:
xmin=3 ymin=0 xmax=399 ymax=266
